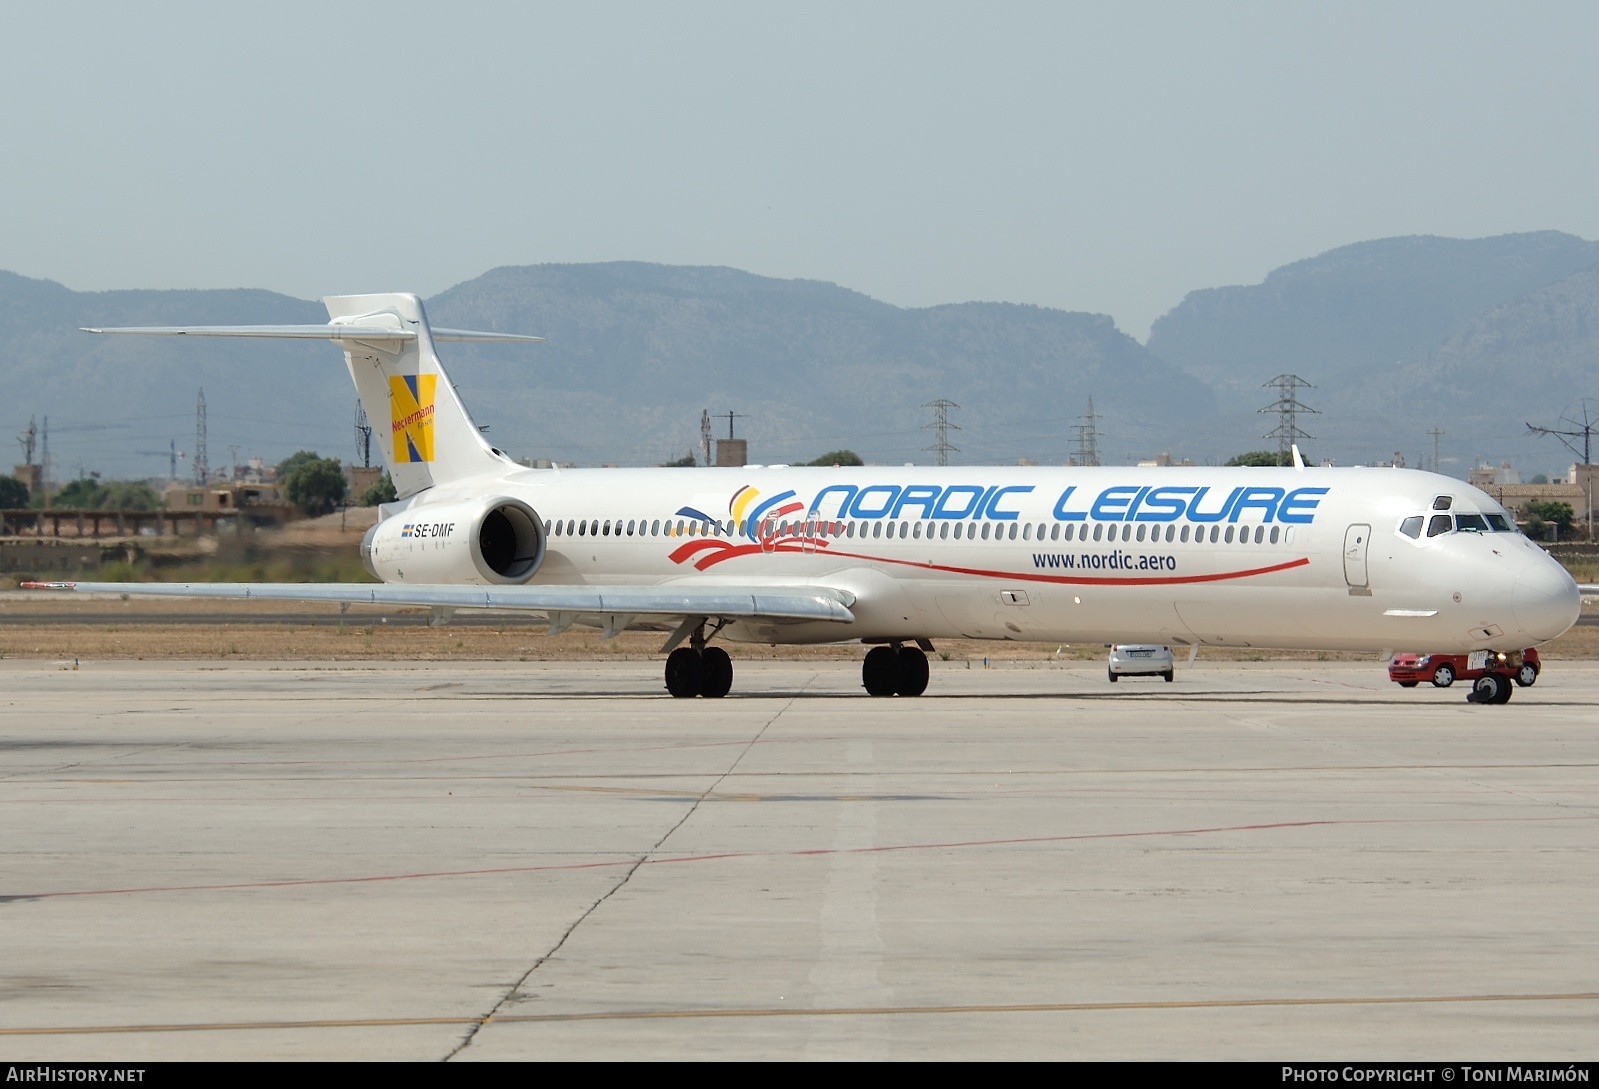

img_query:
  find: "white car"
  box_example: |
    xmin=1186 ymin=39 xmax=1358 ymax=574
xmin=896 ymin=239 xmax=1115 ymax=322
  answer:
xmin=1108 ymin=644 xmax=1175 ymax=682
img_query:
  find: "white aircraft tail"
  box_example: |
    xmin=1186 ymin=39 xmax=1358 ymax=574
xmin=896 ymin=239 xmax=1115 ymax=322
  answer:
xmin=84 ymin=293 xmax=542 ymax=499
xmin=325 ymin=294 xmax=505 ymax=497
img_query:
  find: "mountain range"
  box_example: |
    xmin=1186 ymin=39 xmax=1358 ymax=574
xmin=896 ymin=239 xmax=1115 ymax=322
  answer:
xmin=3 ymin=230 xmax=1597 ymax=482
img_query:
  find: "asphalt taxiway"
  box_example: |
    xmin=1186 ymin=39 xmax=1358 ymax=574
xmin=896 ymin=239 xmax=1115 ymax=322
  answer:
xmin=1 ymin=659 xmax=1595 ymax=1060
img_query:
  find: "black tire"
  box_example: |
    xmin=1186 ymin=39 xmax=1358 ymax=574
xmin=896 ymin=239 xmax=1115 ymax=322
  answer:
xmin=1107 ymin=668 xmax=1118 ymax=683
xmin=1431 ymin=663 xmax=1455 ymax=688
xmin=700 ymin=647 xmax=733 ymax=699
xmin=896 ymin=647 xmax=929 ymax=697
xmin=1469 ymin=672 xmax=1509 ymax=705
xmin=1162 ymin=671 xmax=1174 ymax=683
xmin=1398 ymin=681 xmax=1418 ymax=688
xmin=862 ymin=646 xmax=900 ymax=697
xmin=1515 ymin=663 xmax=1538 ymax=687
xmin=664 ymin=647 xmax=703 ymax=698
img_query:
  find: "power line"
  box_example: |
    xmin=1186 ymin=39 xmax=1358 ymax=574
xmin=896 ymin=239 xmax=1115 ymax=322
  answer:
xmin=1259 ymin=374 xmax=1318 ymax=466
xmin=17 ymin=417 xmax=37 ymax=465
xmin=194 ymin=388 xmax=208 ymax=485
xmin=1069 ymin=397 xmax=1099 ymax=466
xmin=1527 ymin=399 xmax=1597 ymax=465
xmin=355 ymin=404 xmax=373 ymax=468
xmin=923 ymin=399 xmax=960 ymax=466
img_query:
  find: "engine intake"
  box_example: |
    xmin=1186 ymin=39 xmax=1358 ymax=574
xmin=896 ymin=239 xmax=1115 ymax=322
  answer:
xmin=361 ymin=496 xmax=546 ymax=585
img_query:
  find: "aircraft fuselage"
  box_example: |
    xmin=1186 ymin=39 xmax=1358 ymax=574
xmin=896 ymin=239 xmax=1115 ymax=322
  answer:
xmin=371 ymin=463 xmax=1579 ymax=654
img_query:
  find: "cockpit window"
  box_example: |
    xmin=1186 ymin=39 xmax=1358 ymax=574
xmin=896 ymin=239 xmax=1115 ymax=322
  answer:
xmin=1432 ymin=496 xmax=1453 ymax=510
xmin=1455 ymin=513 xmax=1490 ymax=532
xmin=1399 ymin=515 xmax=1423 ymax=539
xmin=1426 ymin=514 xmax=1453 ymax=537
xmin=1485 ymin=513 xmax=1513 ymax=532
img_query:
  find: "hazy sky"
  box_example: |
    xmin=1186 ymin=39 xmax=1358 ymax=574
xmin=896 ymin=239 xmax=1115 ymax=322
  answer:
xmin=3 ymin=1 xmax=1597 ymax=340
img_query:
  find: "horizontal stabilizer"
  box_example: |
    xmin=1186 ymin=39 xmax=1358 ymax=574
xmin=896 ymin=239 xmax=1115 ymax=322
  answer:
xmin=23 ymin=581 xmax=857 ymax=625
xmin=82 ymin=325 xmax=544 ymax=344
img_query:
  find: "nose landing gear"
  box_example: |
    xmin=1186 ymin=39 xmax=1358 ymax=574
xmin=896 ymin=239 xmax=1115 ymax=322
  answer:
xmin=1466 ymin=671 xmax=1513 ymax=704
xmin=862 ymin=643 xmax=930 ymax=697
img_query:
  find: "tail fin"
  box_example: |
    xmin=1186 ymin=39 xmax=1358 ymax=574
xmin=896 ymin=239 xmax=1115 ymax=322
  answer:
xmin=83 ymin=293 xmax=542 ymax=499
xmin=324 ymin=293 xmax=514 ymax=497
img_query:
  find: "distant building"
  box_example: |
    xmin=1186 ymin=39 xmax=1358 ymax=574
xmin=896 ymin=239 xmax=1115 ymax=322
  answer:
xmin=1475 ymin=470 xmax=1590 ymax=536
xmin=715 ymin=438 xmax=748 ymax=467
xmin=162 ymin=481 xmax=298 ymax=524
xmin=235 ymin=456 xmax=274 ymax=484
xmin=1468 ymin=461 xmax=1521 ymax=488
xmin=345 ymin=465 xmax=383 ymax=498
xmin=1136 ymin=452 xmax=1195 ymax=468
xmin=10 ymin=464 xmax=42 ymax=497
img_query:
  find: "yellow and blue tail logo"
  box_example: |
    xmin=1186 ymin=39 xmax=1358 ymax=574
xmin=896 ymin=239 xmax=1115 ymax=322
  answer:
xmin=390 ymin=375 xmax=437 ymax=463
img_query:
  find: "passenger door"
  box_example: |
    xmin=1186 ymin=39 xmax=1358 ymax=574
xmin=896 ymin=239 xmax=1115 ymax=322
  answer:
xmin=1343 ymin=524 xmax=1371 ymax=591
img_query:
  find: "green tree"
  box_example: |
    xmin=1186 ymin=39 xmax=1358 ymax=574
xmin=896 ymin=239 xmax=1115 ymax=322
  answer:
xmin=276 ymin=450 xmax=323 ymax=482
xmin=0 ymin=475 xmax=31 ymax=508
xmin=658 ymin=451 xmax=697 ymax=467
xmin=1525 ymin=500 xmax=1574 ymax=538
xmin=98 ymin=480 xmax=161 ymax=511
xmin=282 ymin=456 xmax=349 ymax=517
xmin=48 ymin=477 xmax=162 ymax=510
xmin=360 ymin=473 xmax=397 ymax=506
xmin=806 ymin=450 xmax=864 ymax=467
xmin=1225 ymin=450 xmax=1289 ymax=467
xmin=51 ymin=477 xmax=105 ymax=508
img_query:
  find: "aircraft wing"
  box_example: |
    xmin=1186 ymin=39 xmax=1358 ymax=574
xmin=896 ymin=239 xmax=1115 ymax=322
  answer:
xmin=23 ymin=581 xmax=856 ymax=625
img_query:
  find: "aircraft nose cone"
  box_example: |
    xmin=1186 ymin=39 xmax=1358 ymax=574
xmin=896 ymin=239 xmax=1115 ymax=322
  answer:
xmin=1513 ymin=559 xmax=1581 ymax=643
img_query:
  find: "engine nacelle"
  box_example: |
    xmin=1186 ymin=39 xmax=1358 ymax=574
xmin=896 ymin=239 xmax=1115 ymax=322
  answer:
xmin=360 ymin=496 xmax=546 ymax=585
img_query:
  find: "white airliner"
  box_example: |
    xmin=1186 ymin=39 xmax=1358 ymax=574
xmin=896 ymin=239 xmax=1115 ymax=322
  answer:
xmin=48 ymin=293 xmax=1580 ymax=704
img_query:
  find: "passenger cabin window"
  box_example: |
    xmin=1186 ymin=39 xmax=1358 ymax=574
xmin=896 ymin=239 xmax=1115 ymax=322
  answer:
xmin=1399 ymin=516 xmax=1423 ymax=539
xmin=1427 ymin=514 xmax=1452 ymax=537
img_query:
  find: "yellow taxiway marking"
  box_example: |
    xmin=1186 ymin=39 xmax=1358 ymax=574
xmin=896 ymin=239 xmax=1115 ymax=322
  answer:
xmin=5 ymin=991 xmax=1598 ymax=1036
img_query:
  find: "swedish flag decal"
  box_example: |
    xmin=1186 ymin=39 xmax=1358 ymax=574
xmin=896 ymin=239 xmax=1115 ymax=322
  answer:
xmin=390 ymin=375 xmax=437 ymax=463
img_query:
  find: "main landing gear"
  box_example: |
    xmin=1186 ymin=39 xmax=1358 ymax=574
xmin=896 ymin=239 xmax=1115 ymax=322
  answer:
xmin=861 ymin=643 xmax=930 ymax=697
xmin=663 ymin=622 xmax=733 ymax=698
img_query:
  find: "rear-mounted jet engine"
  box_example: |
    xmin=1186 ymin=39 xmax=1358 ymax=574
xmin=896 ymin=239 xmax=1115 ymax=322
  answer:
xmin=362 ymin=497 xmax=545 ymax=584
